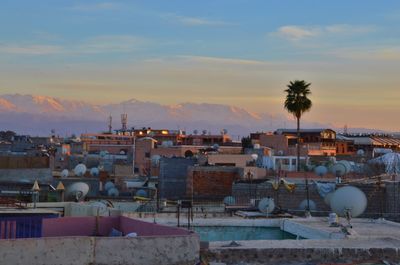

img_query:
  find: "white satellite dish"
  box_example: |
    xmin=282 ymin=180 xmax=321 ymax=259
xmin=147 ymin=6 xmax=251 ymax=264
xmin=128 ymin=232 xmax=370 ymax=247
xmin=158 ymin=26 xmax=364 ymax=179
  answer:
xmin=314 ymin=166 xmax=328 ymax=177
xmin=299 ymin=199 xmax=317 ymax=211
xmin=104 ymin=181 xmax=115 ymax=191
xmin=135 ymin=189 xmax=148 ymax=197
xmin=324 ymin=192 xmax=334 ymax=206
xmin=357 ymin=149 xmax=365 ymax=157
xmin=61 ymin=169 xmax=69 ymax=178
xmin=99 ymin=151 xmax=108 ymax=158
xmin=107 ymin=187 xmax=119 ymax=197
xmin=65 ymin=182 xmax=90 ymax=201
xmin=74 ymin=164 xmax=87 ymax=177
xmin=223 ymin=196 xmax=236 ymax=206
xmin=151 ymin=155 xmax=161 ymax=166
xmin=90 ymin=167 xmax=100 ymax=177
xmin=330 ymin=163 xmax=347 ymax=177
xmin=258 ymin=197 xmax=275 ymax=214
xmin=330 ymin=186 xmax=367 ymax=217
xmin=251 ymin=154 xmax=258 ymax=161
xmin=253 ymin=144 xmax=261 ymax=149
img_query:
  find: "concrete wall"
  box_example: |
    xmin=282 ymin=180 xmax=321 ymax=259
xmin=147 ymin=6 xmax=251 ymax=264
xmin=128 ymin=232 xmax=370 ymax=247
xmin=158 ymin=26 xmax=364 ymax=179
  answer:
xmin=0 ymin=168 xmax=52 ymax=183
xmin=0 ymin=235 xmax=199 ymax=265
xmin=202 ymin=242 xmax=400 ymax=265
xmin=159 ymin=157 xmax=196 ymax=200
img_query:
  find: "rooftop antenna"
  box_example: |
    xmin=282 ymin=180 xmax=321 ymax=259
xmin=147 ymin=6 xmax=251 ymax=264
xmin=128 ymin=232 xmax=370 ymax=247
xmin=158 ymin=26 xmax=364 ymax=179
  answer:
xmin=121 ymin=113 xmax=128 ymax=132
xmin=344 ymin=124 xmax=348 ymax=135
xmin=108 ymin=115 xmax=112 ymax=134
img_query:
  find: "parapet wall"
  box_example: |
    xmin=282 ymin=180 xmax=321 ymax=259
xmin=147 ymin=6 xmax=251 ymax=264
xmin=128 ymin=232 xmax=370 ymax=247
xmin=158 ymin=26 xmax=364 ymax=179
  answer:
xmin=0 ymin=235 xmax=199 ymax=265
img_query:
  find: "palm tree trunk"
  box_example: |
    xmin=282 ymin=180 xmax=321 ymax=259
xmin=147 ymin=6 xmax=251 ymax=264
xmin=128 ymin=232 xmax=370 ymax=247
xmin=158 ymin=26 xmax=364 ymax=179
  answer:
xmin=297 ymin=117 xmax=300 ymax=172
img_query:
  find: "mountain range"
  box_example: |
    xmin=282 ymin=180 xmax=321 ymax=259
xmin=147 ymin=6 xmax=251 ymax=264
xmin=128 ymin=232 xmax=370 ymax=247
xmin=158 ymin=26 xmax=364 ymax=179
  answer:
xmin=0 ymin=94 xmax=387 ymax=138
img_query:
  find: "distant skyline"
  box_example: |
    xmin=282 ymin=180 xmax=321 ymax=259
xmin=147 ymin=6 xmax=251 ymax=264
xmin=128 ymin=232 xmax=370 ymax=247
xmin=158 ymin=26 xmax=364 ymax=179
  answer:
xmin=0 ymin=1 xmax=399 ymax=131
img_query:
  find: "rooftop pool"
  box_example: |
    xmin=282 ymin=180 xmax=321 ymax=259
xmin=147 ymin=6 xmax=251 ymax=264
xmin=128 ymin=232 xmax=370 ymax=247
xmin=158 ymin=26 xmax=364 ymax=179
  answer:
xmin=193 ymin=226 xmax=297 ymax=242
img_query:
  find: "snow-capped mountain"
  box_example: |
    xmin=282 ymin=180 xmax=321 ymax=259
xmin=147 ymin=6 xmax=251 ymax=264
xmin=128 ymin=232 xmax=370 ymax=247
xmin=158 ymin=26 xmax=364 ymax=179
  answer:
xmin=0 ymin=93 xmax=325 ymax=136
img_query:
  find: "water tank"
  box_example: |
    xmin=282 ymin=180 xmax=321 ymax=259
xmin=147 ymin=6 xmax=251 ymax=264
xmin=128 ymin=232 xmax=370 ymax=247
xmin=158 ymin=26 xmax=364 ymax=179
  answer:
xmin=135 ymin=189 xmax=148 ymax=197
xmin=330 ymin=186 xmax=367 ymax=217
xmin=65 ymin=182 xmax=90 ymax=201
xmin=314 ymin=166 xmax=328 ymax=177
xmin=299 ymin=199 xmax=317 ymax=211
xmin=107 ymin=187 xmax=119 ymax=197
xmin=258 ymin=197 xmax=275 ymax=214
xmin=61 ymin=169 xmax=69 ymax=178
xmin=74 ymin=164 xmax=87 ymax=177
xmin=223 ymin=196 xmax=236 ymax=206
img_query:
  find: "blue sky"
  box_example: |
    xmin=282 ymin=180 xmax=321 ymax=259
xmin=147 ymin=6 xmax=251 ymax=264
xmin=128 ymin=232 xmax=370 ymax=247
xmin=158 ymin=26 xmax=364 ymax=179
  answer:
xmin=0 ymin=1 xmax=400 ymax=130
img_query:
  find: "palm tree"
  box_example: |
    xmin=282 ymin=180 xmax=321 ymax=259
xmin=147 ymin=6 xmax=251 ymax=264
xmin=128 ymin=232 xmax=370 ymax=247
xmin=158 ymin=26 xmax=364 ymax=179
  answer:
xmin=284 ymin=80 xmax=312 ymax=172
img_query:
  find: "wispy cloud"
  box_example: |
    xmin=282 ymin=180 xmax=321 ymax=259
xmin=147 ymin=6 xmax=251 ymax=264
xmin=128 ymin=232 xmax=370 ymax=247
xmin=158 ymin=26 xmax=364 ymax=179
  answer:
xmin=70 ymin=2 xmax=120 ymax=11
xmin=0 ymin=35 xmax=148 ymax=55
xmin=77 ymin=35 xmax=148 ymax=53
xmin=179 ymin=55 xmax=266 ymax=66
xmin=273 ymin=24 xmax=376 ymax=41
xmin=163 ymin=14 xmax=234 ymax=27
xmin=0 ymin=44 xmax=63 ymax=55
xmin=330 ymin=46 xmax=400 ymax=61
xmin=275 ymin=26 xmax=320 ymax=41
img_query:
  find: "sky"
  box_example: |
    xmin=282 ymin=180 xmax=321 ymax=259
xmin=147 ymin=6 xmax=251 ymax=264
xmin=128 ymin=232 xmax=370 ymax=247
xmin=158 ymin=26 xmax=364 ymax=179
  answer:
xmin=0 ymin=0 xmax=399 ymax=131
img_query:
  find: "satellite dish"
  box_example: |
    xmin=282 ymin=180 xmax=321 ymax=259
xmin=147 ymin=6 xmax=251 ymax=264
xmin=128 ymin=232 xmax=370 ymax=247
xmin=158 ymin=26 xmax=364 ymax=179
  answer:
xmin=151 ymin=155 xmax=161 ymax=166
xmin=213 ymin=144 xmax=219 ymax=151
xmin=357 ymin=149 xmax=365 ymax=157
xmin=65 ymin=182 xmax=90 ymax=201
xmin=251 ymin=154 xmax=258 ymax=161
xmin=107 ymin=187 xmax=119 ymax=197
xmin=99 ymin=151 xmax=108 ymax=158
xmin=277 ymin=150 xmax=284 ymax=156
xmin=104 ymin=181 xmax=115 ymax=191
xmin=299 ymin=199 xmax=317 ymax=211
xmin=338 ymin=160 xmax=352 ymax=174
xmin=314 ymin=166 xmax=328 ymax=177
xmin=330 ymin=186 xmax=367 ymax=217
xmin=74 ymin=164 xmax=87 ymax=177
xmin=324 ymin=192 xmax=334 ymax=206
xmin=330 ymin=163 xmax=346 ymax=177
xmin=90 ymin=167 xmax=100 ymax=177
xmin=223 ymin=196 xmax=236 ymax=206
xmin=61 ymin=169 xmax=69 ymax=178
xmin=258 ymin=197 xmax=275 ymax=214
xmin=253 ymin=144 xmax=260 ymax=149
xmin=119 ymin=150 xmax=126 ymax=155
xmin=135 ymin=189 xmax=148 ymax=197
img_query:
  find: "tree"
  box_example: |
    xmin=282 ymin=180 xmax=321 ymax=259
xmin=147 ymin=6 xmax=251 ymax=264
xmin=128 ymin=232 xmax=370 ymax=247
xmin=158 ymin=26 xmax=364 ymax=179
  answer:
xmin=241 ymin=136 xmax=253 ymax=152
xmin=284 ymin=80 xmax=312 ymax=171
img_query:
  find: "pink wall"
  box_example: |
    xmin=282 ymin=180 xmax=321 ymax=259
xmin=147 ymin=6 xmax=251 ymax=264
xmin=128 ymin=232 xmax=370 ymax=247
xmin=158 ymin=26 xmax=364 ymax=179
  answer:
xmin=119 ymin=216 xmax=191 ymax=237
xmin=43 ymin=216 xmax=192 ymax=237
xmin=43 ymin=216 xmax=119 ymax=237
